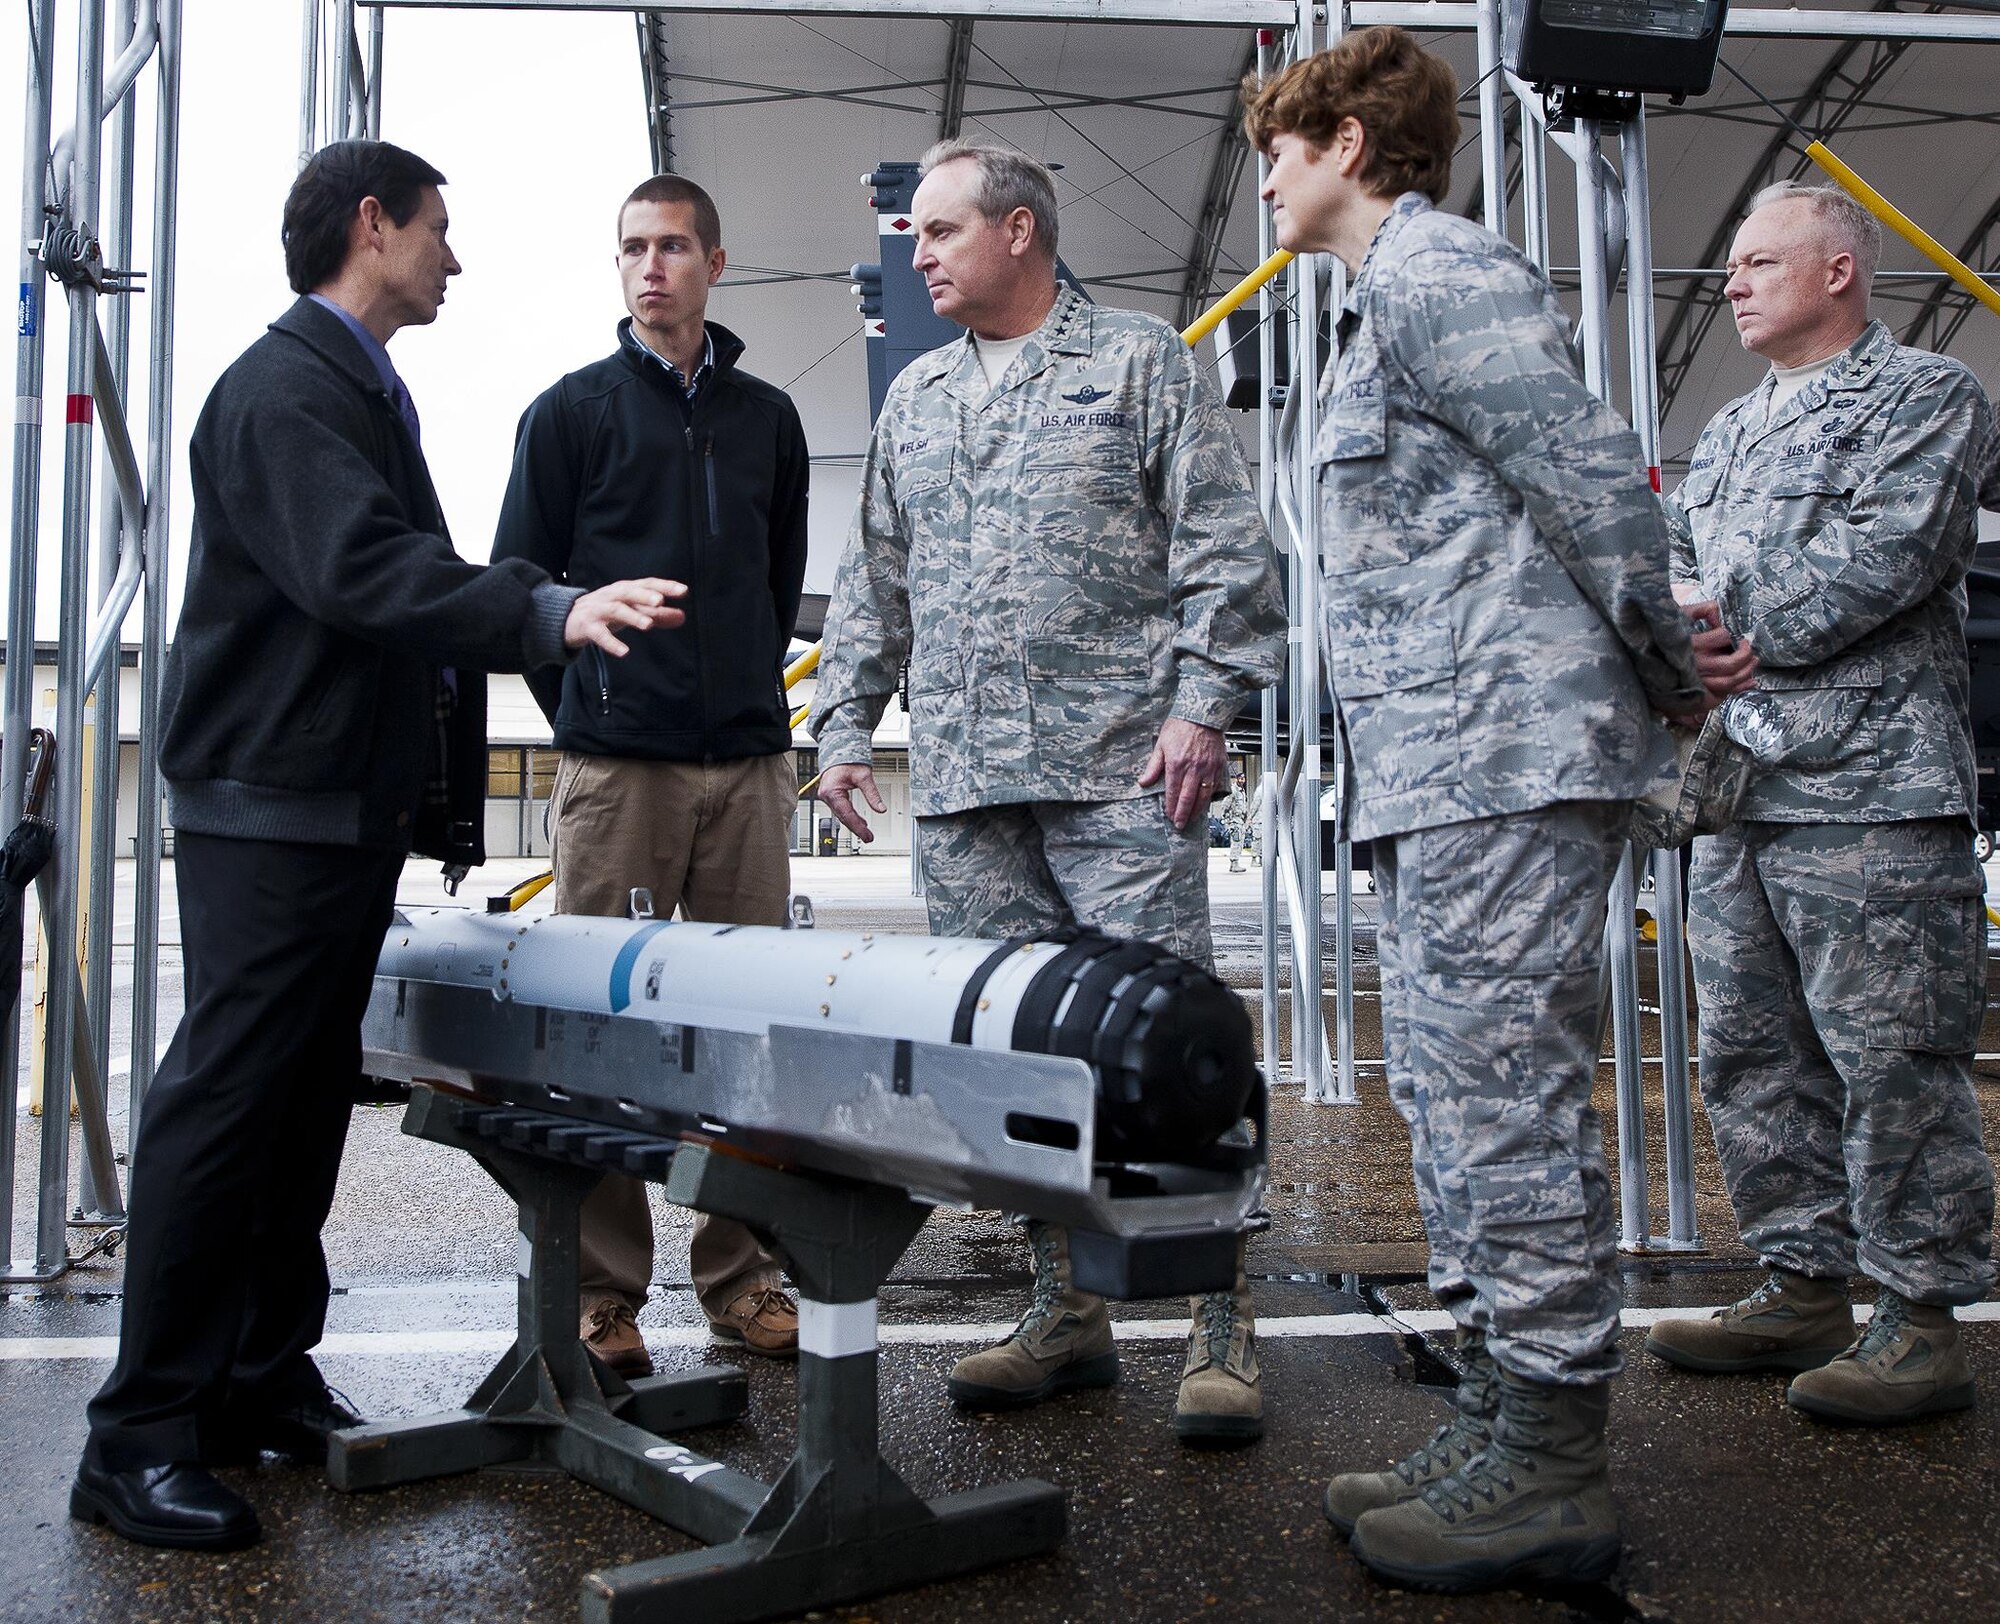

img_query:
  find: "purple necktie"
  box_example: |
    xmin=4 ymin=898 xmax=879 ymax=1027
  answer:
xmin=390 ymin=376 xmax=422 ymax=446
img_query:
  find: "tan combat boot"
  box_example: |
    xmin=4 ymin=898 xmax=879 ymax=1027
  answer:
xmin=1645 ymin=1269 xmax=1855 ymax=1374
xmin=1325 ymin=1329 xmax=1498 ymax=1534
xmin=947 ymin=1222 xmax=1118 ymax=1409
xmin=1174 ymin=1259 xmax=1262 ymax=1445
xmin=1349 ymin=1371 xmax=1621 ymax=1592
xmin=1787 ymin=1292 xmax=1976 ymax=1425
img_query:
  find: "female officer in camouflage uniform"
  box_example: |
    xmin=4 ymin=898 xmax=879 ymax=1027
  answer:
xmin=1248 ymin=28 xmax=1723 ymax=1592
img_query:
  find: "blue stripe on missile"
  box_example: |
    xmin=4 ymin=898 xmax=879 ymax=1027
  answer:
xmin=608 ymin=922 xmax=671 ymax=1013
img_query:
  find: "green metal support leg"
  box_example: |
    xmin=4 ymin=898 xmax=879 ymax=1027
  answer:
xmin=328 ymin=1088 xmax=1065 ymax=1624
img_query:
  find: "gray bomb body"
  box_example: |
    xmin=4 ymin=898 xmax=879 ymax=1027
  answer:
xmin=363 ymin=909 xmax=1264 ymax=1252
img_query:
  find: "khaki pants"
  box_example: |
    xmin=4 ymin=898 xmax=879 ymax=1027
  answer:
xmin=550 ymin=751 xmax=796 ymax=1317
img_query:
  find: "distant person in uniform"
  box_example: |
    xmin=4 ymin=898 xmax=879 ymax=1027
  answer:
xmin=494 ymin=173 xmax=811 ymax=1377
xmin=72 ymin=140 xmax=683 ymax=1552
xmin=808 ymin=139 xmax=1286 ymax=1444
xmin=1648 ymin=182 xmax=1998 ymax=1424
xmin=1248 ymin=28 xmax=1737 ymax=1591
xmin=1223 ymin=769 xmax=1251 ymax=872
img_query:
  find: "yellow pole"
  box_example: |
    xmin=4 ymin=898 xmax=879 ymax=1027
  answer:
xmin=1180 ymin=248 xmax=1295 ymax=349
xmin=505 ymin=872 xmax=554 ymax=911
xmin=780 ymin=250 xmax=1299 ymax=716
xmin=1806 ymin=141 xmax=2000 ymax=321
xmin=783 ymin=643 xmax=820 ymax=691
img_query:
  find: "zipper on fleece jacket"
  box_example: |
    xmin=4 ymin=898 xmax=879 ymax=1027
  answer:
xmin=591 ymin=645 xmax=610 ymax=718
xmin=703 ymin=432 xmax=722 ymax=541
xmin=684 ymin=416 xmax=715 ymax=748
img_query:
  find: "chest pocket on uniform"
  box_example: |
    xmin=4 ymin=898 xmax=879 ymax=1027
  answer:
xmin=1765 ymin=461 xmax=1857 ymax=510
xmin=1017 ymin=390 xmax=1146 ymax=578
xmin=894 ymin=433 xmax=958 ymax=518
xmin=1673 ymin=464 xmax=1722 ymax=515
xmin=1315 ymin=365 xmax=1410 ymax=576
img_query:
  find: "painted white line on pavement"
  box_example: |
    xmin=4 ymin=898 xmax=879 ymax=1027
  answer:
xmin=2 ymin=1300 xmax=1994 ymax=1362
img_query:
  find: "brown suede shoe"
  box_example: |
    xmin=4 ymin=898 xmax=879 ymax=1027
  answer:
xmin=581 ymin=1297 xmax=653 ymax=1378
xmin=710 ymin=1283 xmax=800 ymax=1359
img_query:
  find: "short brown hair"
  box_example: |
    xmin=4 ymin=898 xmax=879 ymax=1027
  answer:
xmin=1241 ymin=27 xmax=1459 ymax=206
xmin=618 ymin=174 xmax=722 ymax=253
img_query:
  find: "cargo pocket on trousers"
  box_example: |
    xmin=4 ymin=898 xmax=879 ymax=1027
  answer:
xmin=1862 ymin=852 xmax=1987 ymax=1053
xmin=1464 ymin=1157 xmax=1591 ymax=1272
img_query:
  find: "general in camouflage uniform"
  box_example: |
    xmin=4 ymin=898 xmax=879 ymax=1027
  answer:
xmin=1249 ymin=28 xmax=1709 ymax=1591
xmin=811 ymin=283 xmax=1283 ymax=836
xmin=808 ymin=140 xmax=1285 ymax=1446
xmin=1649 ymin=183 xmax=1999 ymax=1427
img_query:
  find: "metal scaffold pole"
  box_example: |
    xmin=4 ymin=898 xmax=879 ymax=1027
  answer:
xmin=299 ymin=0 xmax=322 ymax=166
xmin=366 ymin=6 xmax=385 ymax=139
xmin=1568 ymin=113 xmax=1657 ymax=1253
xmin=336 ymin=0 xmax=359 ymax=137
xmin=332 ymin=1 xmax=379 ymax=142
xmin=1251 ymin=3 xmax=1350 ymax=1105
xmin=1620 ymin=104 xmax=1700 ymax=1253
xmin=1259 ymin=3 xmax=1333 ymax=1104
xmin=1254 ymin=26 xmax=1281 ymax=1077
xmin=2 ymin=0 xmax=60 ymax=1278
xmin=38 ymin=0 xmax=110 ymax=1274
xmin=84 ymin=0 xmax=140 ymax=1211
xmin=1475 ymin=0 xmax=1506 ymax=236
xmin=129 ymin=0 xmax=183 ymax=1129
xmin=3 ymin=0 xmax=176 ymax=1279
xmin=1544 ymin=96 xmax=1701 ymax=1256
xmin=1288 ymin=2 xmax=1326 ymax=1102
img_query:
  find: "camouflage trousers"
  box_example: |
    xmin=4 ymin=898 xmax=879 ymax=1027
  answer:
xmin=1689 ymin=819 xmax=1997 ymax=1304
xmin=916 ymin=795 xmax=1212 ymax=968
xmin=1375 ymin=803 xmax=1626 ymax=1385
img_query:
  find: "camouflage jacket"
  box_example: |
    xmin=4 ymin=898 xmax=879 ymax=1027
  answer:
xmin=809 ymin=285 xmax=1285 ymax=815
xmin=1317 ymin=194 xmax=1702 ymax=842
xmin=1665 ymin=319 xmax=1996 ymax=825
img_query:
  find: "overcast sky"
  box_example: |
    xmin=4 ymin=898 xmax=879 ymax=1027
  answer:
xmin=0 ymin=1 xmax=862 ymax=645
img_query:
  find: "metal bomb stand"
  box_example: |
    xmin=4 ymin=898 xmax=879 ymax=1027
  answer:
xmin=337 ymin=907 xmax=1266 ymax=1624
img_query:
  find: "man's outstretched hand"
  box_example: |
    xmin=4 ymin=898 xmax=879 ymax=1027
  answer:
xmin=564 ymin=578 xmax=688 ymax=656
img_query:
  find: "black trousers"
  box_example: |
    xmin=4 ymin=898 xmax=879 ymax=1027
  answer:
xmin=85 ymin=832 xmax=403 ymax=1469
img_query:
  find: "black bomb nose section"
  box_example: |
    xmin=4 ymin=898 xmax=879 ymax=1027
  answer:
xmin=998 ymin=929 xmax=1257 ymax=1164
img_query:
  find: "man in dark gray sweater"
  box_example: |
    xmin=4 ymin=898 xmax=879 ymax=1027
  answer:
xmin=71 ymin=140 xmax=683 ymax=1552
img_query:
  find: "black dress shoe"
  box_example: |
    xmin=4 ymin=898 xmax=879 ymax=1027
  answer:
xmin=214 ymin=1386 xmax=367 ymax=1465
xmin=70 ymin=1460 xmax=260 ymax=1551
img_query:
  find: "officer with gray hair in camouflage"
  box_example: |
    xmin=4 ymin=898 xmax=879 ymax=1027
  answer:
xmin=1647 ymin=181 xmax=1999 ymax=1423
xmin=1248 ymin=27 xmax=1731 ymax=1592
xmin=808 ymin=139 xmax=1285 ymax=1443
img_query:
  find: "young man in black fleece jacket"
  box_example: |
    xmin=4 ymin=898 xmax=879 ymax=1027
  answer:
xmin=72 ymin=141 xmax=684 ymax=1553
xmin=493 ymin=174 xmax=810 ymax=1374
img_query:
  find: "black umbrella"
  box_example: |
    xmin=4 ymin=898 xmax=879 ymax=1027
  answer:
xmin=0 ymin=730 xmax=56 ymax=1022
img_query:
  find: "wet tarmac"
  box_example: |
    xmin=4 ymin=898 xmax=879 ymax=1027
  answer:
xmin=3 ymin=854 xmax=1998 ymax=1623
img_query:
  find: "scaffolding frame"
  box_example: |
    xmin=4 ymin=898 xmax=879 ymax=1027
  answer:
xmin=12 ymin=0 xmax=2000 ymax=1276
xmin=3 ymin=0 xmax=184 ymax=1281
